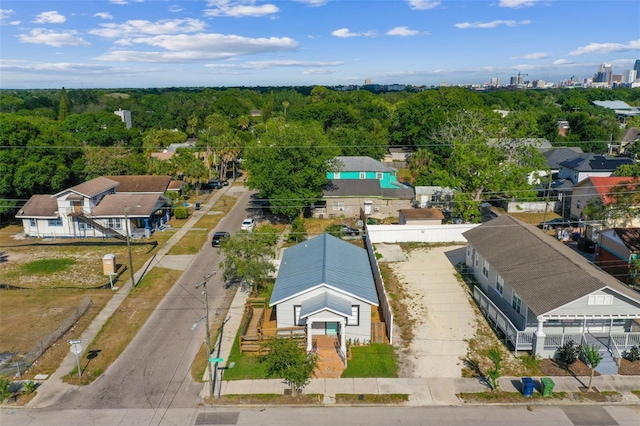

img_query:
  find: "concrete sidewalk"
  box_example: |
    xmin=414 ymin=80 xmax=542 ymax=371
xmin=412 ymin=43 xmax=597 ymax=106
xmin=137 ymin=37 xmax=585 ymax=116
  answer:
xmin=217 ymin=375 xmax=640 ymax=406
xmin=29 ymin=187 xmax=230 ymax=407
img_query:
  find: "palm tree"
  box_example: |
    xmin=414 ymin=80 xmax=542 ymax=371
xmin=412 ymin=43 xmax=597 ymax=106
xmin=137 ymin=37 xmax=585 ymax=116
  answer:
xmin=582 ymin=344 xmax=603 ymax=392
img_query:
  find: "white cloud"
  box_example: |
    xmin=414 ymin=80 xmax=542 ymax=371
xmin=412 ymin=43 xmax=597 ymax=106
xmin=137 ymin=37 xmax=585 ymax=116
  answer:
xmin=93 ymin=12 xmax=113 ymax=20
xmin=570 ymin=39 xmax=640 ymax=56
xmin=455 ymin=20 xmax=531 ymax=29
xmin=204 ymin=1 xmax=279 ymax=18
xmin=206 ymin=59 xmax=342 ymax=70
xmin=331 ymin=28 xmax=375 ymax=38
xmin=168 ymin=5 xmax=184 ymax=13
xmin=523 ymin=52 xmax=548 ymax=60
xmin=96 ymin=33 xmax=298 ymax=62
xmin=553 ymin=59 xmax=574 ymax=65
xmin=89 ymin=19 xmax=206 ymax=38
xmin=110 ymin=0 xmax=128 ymax=5
xmin=0 ymin=9 xmax=14 ymax=20
xmin=18 ymin=29 xmax=90 ymax=47
xmin=293 ymin=0 xmax=328 ymax=6
xmin=408 ymin=0 xmax=440 ymax=10
xmin=303 ymin=68 xmax=334 ymax=75
xmin=0 ymin=59 xmax=111 ymax=74
xmin=33 ymin=11 xmax=66 ymax=24
xmin=499 ymin=0 xmax=541 ymax=8
xmin=387 ymin=26 xmax=419 ymax=36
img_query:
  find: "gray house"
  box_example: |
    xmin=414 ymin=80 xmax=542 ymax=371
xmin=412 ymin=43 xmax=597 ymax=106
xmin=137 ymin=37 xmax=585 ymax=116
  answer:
xmin=269 ymin=233 xmax=379 ymax=360
xmin=463 ymin=215 xmax=640 ymax=371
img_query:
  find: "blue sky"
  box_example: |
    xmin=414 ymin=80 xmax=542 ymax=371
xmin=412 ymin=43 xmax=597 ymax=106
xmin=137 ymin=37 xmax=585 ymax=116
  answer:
xmin=1 ymin=0 xmax=639 ymax=89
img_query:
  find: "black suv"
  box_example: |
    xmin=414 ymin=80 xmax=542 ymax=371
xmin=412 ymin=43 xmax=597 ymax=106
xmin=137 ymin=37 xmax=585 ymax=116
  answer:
xmin=206 ymin=179 xmax=224 ymax=190
xmin=212 ymin=231 xmax=230 ymax=247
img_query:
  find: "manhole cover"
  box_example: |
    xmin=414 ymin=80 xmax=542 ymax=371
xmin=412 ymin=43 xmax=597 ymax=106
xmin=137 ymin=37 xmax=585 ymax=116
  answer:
xmin=194 ymin=412 xmax=239 ymax=425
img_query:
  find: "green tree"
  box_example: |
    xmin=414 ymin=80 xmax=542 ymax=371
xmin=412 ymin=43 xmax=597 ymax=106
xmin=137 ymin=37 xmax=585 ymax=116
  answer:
xmin=486 ymin=347 xmax=503 ymax=392
xmin=171 ymin=149 xmax=209 ymax=195
xmin=58 ymin=87 xmax=69 ymax=121
xmin=288 ymin=216 xmax=307 ymax=243
xmin=582 ymin=344 xmax=603 ymax=392
xmin=142 ymin=129 xmax=187 ymax=155
xmin=613 ymin=163 xmax=640 ymax=177
xmin=261 ymin=337 xmax=318 ymax=395
xmin=218 ymin=231 xmax=276 ymax=293
xmin=244 ymin=120 xmax=340 ymax=218
xmin=83 ymin=145 xmax=146 ymax=179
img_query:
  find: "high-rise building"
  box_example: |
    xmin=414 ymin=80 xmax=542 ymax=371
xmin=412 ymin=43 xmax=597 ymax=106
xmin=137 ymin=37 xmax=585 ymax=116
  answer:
xmin=490 ymin=77 xmax=500 ymax=86
xmin=114 ymin=108 xmax=132 ymax=129
xmin=633 ymin=59 xmax=640 ymax=74
xmin=594 ymin=63 xmax=612 ymax=84
xmin=623 ymin=70 xmax=637 ymax=84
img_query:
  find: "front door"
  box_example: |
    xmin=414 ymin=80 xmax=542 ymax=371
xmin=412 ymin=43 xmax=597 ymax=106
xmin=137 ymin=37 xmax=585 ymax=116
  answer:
xmin=326 ymin=322 xmax=338 ymax=335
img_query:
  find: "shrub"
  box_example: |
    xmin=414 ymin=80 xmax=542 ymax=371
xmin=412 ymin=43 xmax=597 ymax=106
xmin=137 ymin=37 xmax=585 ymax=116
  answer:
xmin=556 ymin=340 xmax=581 ymax=366
xmin=174 ymin=205 xmax=188 ymax=219
xmin=0 ymin=377 xmax=13 ymax=402
xmin=486 ymin=347 xmax=503 ymax=391
xmin=22 ymin=380 xmax=36 ymax=394
xmin=623 ymin=345 xmax=640 ymax=362
xmin=287 ymin=217 xmax=306 ymax=243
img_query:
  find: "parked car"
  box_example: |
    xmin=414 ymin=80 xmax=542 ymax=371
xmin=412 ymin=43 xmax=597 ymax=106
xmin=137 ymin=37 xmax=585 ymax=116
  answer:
xmin=341 ymin=225 xmax=360 ymax=236
xmin=212 ymin=231 xmax=230 ymax=247
xmin=241 ymin=218 xmax=256 ymax=232
xmin=207 ymin=179 xmax=224 ymax=189
xmin=222 ymin=180 xmax=230 ymax=186
xmin=538 ymin=218 xmax=572 ymax=230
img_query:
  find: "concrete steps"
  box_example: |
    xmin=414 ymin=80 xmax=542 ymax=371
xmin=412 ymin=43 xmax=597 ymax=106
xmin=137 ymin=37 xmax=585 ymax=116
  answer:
xmin=585 ymin=333 xmax=618 ymax=375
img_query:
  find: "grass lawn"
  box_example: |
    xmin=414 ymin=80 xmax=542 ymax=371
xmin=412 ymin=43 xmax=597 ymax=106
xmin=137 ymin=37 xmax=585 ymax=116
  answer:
xmin=335 ymin=393 xmax=408 ymax=404
xmin=22 ymin=258 xmax=75 ymax=274
xmin=220 ymin=331 xmax=269 ymax=381
xmin=166 ymin=229 xmax=209 ymax=255
xmin=341 ymin=344 xmax=398 ymax=378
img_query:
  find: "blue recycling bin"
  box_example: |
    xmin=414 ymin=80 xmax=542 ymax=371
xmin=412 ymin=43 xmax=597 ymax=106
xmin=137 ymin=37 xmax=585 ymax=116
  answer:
xmin=522 ymin=377 xmax=535 ymax=397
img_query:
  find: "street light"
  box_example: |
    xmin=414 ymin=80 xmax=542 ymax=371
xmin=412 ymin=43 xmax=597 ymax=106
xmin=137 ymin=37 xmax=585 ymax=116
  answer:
xmin=195 ymin=272 xmax=216 ymax=397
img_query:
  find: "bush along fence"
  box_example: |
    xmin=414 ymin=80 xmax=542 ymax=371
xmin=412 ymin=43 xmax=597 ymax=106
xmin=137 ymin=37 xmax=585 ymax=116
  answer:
xmin=0 ymin=296 xmax=93 ymax=377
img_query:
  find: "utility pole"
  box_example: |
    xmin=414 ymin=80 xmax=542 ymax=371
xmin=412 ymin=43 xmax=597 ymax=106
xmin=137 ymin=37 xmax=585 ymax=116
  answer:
xmin=213 ymin=316 xmax=231 ymax=398
xmin=124 ymin=206 xmax=135 ymax=288
xmin=196 ymin=272 xmax=216 ymax=397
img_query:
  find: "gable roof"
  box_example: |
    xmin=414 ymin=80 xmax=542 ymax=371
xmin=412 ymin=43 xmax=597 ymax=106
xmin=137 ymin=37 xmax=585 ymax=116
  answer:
xmin=541 ymin=147 xmax=584 ymax=170
xmin=16 ymin=195 xmax=58 ymax=218
xmin=334 ymin=156 xmax=397 ymax=173
xmin=91 ymin=194 xmax=168 ymax=217
xmin=322 ymin=179 xmax=414 ymax=199
xmin=462 ymin=215 xmax=640 ymax=317
xmin=270 ymin=233 xmax=378 ymax=306
xmin=62 ymin=177 xmax=119 ymax=198
xmin=104 ymin=175 xmax=172 ymax=193
xmin=621 ymin=127 xmax=640 ymax=143
xmin=299 ymin=292 xmax=353 ymax=319
xmin=559 ymin=154 xmax=633 ymax=172
xmin=575 ymin=176 xmax=637 ymax=204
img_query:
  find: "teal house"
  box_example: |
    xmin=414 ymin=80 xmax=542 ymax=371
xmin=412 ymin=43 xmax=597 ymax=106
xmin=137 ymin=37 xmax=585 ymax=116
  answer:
xmin=327 ymin=156 xmax=401 ymax=189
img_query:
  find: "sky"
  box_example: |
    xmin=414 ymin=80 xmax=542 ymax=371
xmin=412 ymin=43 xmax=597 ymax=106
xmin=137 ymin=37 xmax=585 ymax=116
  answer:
xmin=1 ymin=0 xmax=639 ymax=89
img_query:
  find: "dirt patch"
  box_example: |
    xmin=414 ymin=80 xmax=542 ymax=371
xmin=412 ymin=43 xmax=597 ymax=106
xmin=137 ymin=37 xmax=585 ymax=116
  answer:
xmin=617 ymin=358 xmax=640 ymax=375
xmin=539 ymin=359 xmax=599 ymax=377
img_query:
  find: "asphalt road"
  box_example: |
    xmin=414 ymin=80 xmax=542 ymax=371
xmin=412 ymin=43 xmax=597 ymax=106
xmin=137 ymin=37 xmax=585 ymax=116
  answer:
xmin=4 ymin=405 xmax=640 ymax=426
xmin=53 ymin=187 xmax=256 ymax=411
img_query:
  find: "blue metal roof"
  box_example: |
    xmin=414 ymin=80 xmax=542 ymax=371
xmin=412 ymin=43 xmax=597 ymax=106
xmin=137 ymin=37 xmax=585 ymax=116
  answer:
xmin=299 ymin=292 xmax=353 ymax=318
xmin=270 ymin=233 xmax=379 ymax=306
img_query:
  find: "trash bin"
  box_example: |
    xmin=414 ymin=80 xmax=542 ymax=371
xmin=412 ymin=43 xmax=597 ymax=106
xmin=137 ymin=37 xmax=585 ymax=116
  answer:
xmin=102 ymin=254 xmax=116 ymax=275
xmin=541 ymin=377 xmax=554 ymax=397
xmin=522 ymin=377 xmax=535 ymax=397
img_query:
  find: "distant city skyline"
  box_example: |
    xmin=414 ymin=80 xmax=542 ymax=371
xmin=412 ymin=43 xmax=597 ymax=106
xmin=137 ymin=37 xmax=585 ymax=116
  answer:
xmin=1 ymin=0 xmax=639 ymax=89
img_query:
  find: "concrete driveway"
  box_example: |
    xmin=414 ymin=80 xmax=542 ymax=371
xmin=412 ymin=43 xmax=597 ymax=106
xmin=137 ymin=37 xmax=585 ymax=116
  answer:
xmin=385 ymin=245 xmax=476 ymax=378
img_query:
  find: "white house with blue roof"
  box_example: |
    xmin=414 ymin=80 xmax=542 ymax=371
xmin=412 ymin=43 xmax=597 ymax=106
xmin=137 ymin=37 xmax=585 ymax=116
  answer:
xmin=269 ymin=233 xmax=379 ymax=357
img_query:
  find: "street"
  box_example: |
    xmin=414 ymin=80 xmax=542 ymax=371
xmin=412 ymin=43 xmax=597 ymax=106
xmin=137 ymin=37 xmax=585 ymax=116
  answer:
xmin=3 ymin=405 xmax=640 ymax=426
xmin=32 ymin=187 xmax=255 ymax=412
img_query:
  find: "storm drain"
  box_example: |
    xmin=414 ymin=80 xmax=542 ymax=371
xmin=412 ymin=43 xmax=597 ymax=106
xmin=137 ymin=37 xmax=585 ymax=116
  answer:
xmin=194 ymin=412 xmax=239 ymax=425
xmin=561 ymin=406 xmax=618 ymax=426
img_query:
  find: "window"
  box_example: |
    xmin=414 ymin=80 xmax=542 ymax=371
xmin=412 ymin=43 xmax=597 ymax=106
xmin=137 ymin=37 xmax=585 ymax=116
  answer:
xmin=294 ymin=305 xmax=301 ymax=326
xmin=347 ymin=305 xmax=359 ymax=326
xmin=29 ymin=218 xmax=36 ymax=227
xmin=474 ymin=252 xmax=479 ymax=268
xmin=359 ymin=172 xmax=366 ymax=179
xmin=332 ymin=201 xmax=345 ymax=211
xmin=466 ymin=245 xmax=472 ymax=257
xmin=79 ymin=222 xmax=92 ymax=230
xmin=107 ymin=218 xmax=122 ymax=230
xmin=496 ymin=275 xmax=504 ymax=296
xmin=376 ymin=172 xmax=383 ymax=180
xmin=334 ymin=172 xmax=340 ymax=179
xmin=48 ymin=218 xmax=62 ymax=227
xmin=512 ymin=293 xmax=522 ymax=314
xmin=588 ymin=295 xmax=613 ymax=305
xmin=482 ymin=259 xmax=489 ymax=278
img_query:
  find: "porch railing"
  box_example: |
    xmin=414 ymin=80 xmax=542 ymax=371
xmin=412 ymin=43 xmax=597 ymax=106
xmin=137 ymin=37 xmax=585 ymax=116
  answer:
xmin=334 ymin=340 xmax=347 ymax=368
xmin=610 ymin=332 xmax=640 ymax=349
xmin=473 ymin=286 xmax=532 ymax=351
xmin=543 ymin=333 xmax=583 ymax=350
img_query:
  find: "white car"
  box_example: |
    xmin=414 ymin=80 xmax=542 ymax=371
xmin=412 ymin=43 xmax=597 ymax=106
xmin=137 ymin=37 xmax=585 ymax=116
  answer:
xmin=241 ymin=218 xmax=256 ymax=232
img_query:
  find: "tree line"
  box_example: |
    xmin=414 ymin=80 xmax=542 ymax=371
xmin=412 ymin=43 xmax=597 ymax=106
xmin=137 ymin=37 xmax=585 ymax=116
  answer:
xmin=1 ymin=86 xmax=639 ymax=220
